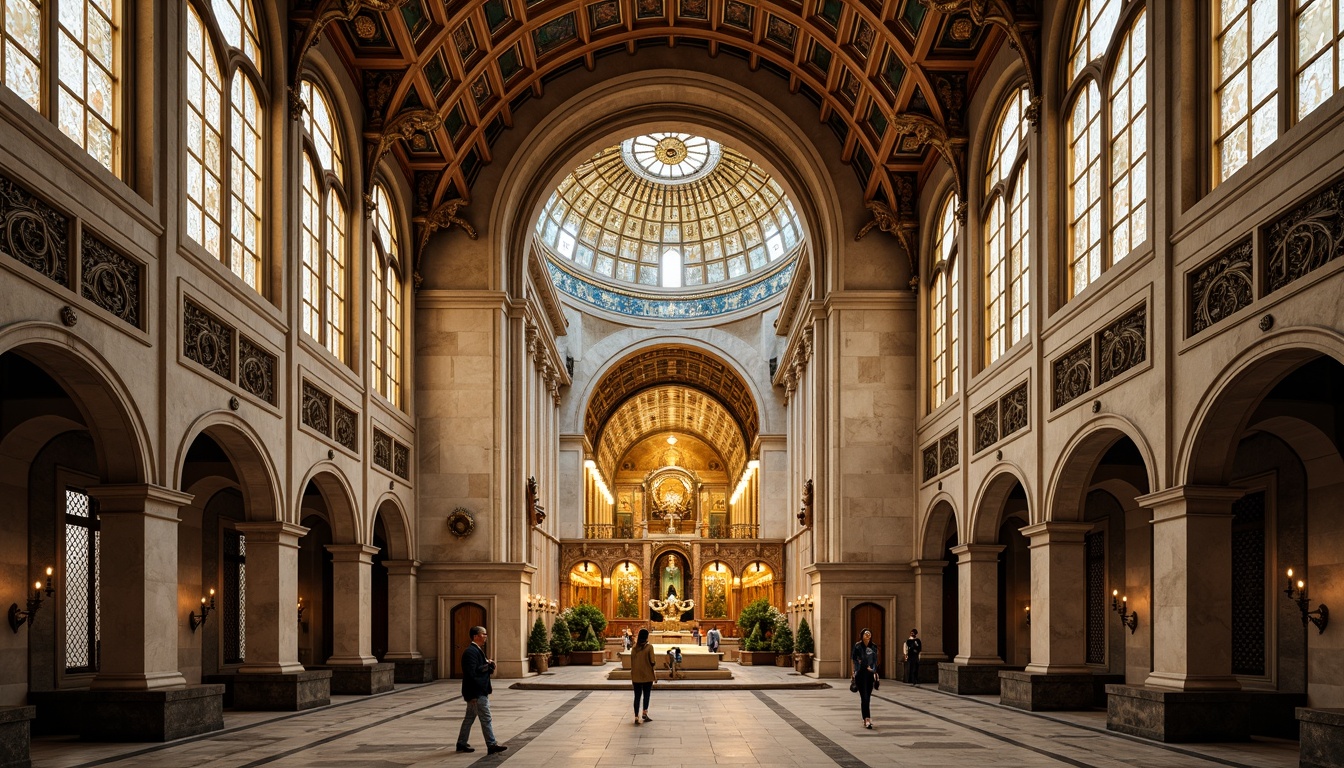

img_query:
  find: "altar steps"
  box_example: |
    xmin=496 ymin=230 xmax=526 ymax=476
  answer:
xmin=606 ymin=670 xmax=734 ymax=681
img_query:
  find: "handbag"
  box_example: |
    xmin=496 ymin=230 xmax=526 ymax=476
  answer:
xmin=873 ymin=675 xmax=879 ymax=690
xmin=849 ymin=675 xmax=859 ymax=693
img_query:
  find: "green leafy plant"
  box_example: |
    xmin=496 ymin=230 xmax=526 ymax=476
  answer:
xmin=581 ymin=623 xmax=603 ymax=651
xmin=528 ymin=617 xmax=550 ymax=655
xmin=562 ymin=603 xmax=608 ymax=639
xmin=737 ymin=598 xmax=775 ymax=641
xmin=550 ymin=615 xmax=573 ymax=656
xmin=771 ymin=622 xmax=794 ymax=654
xmin=794 ymin=617 xmax=814 ymax=655
xmin=745 ymin=623 xmax=763 ymax=652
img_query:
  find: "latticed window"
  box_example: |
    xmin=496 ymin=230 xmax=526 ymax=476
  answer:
xmin=298 ymin=80 xmax=348 ymax=362
xmin=1 ymin=0 xmax=119 ymax=172
xmin=370 ymin=183 xmax=404 ymax=408
xmin=929 ymin=194 xmax=959 ymax=410
xmin=1215 ymin=0 xmax=1344 ymax=184
xmin=984 ymin=87 xmax=1032 ymax=365
xmin=184 ymin=0 xmax=265 ymax=295
xmin=63 ymin=488 xmax=100 ymax=674
xmin=1085 ymin=531 xmax=1106 ymax=665
xmin=222 ymin=528 xmax=246 ymax=665
xmin=1065 ymin=1 xmax=1148 ymax=298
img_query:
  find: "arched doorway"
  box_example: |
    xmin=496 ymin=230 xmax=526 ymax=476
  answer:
xmin=297 ymin=504 xmax=334 ymax=667
xmin=450 ymin=603 xmax=487 ymax=679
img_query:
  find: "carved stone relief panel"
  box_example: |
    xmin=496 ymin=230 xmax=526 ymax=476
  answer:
xmin=0 ymin=174 xmax=69 ymax=286
xmin=1189 ymin=237 xmax=1253 ymax=336
xmin=922 ymin=444 xmax=939 ymax=482
xmin=974 ymin=404 xmax=998 ymax=453
xmin=1052 ymin=340 xmax=1091 ymax=410
xmin=373 ymin=429 xmax=393 ymax=471
xmin=394 ymin=442 xmax=410 ymax=479
xmin=938 ymin=429 xmax=959 ymax=473
xmin=183 ymin=299 xmax=233 ymax=381
xmin=302 ymin=380 xmax=331 ymax=436
xmin=333 ymin=401 xmax=358 ymax=451
xmin=1097 ymin=304 xmax=1147 ymax=385
xmin=238 ymin=336 xmax=276 ymax=405
xmin=1000 ymin=382 xmax=1028 ymax=437
xmin=80 ymin=233 xmax=141 ymax=328
xmin=1265 ymin=174 xmax=1344 ymax=294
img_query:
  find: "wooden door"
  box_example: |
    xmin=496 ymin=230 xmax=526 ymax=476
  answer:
xmin=450 ymin=603 xmax=486 ymax=679
xmin=851 ymin=603 xmax=885 ymax=673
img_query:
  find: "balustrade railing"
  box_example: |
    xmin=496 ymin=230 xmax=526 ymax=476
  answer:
xmin=582 ymin=521 xmax=760 ymax=539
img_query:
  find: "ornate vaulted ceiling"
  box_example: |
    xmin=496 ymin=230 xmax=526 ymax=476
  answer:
xmin=300 ymin=0 xmax=1040 ymax=269
xmin=595 ymin=384 xmax=748 ymax=481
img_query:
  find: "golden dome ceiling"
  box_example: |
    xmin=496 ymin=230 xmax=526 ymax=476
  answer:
xmin=536 ymin=133 xmax=802 ymax=293
xmin=595 ymin=384 xmax=748 ymax=481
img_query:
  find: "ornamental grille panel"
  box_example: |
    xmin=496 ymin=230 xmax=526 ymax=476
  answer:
xmin=0 ymin=174 xmax=69 ymax=286
xmin=1097 ymin=305 xmax=1147 ymax=385
xmin=1085 ymin=531 xmax=1106 ymax=666
xmin=394 ymin=442 xmax=410 ymax=479
xmin=223 ymin=530 xmax=246 ymax=665
xmin=1000 ymin=382 xmax=1028 ymax=437
xmin=80 ymin=233 xmax=142 ymax=328
xmin=333 ymin=402 xmax=358 ymax=451
xmin=938 ymin=429 xmax=958 ymax=472
xmin=1189 ymin=237 xmax=1253 ymax=336
xmin=183 ymin=299 xmax=233 ymax=381
xmin=974 ymin=404 xmax=998 ymax=453
xmin=238 ymin=337 xmax=276 ymax=405
xmin=373 ymin=429 xmax=393 ymax=471
xmin=302 ymin=380 xmax=331 ymax=436
xmin=1265 ymin=174 xmax=1344 ymax=294
xmin=64 ymin=488 xmax=100 ymax=674
xmin=922 ymin=444 xmax=939 ymax=481
xmin=1231 ymin=491 xmax=1266 ymax=677
xmin=1052 ymin=340 xmax=1092 ymax=409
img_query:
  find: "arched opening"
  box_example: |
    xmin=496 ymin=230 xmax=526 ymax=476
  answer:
xmin=297 ymin=490 xmax=334 ymax=667
xmin=650 ymin=550 xmax=693 ymax=621
xmin=371 ymin=516 xmax=389 ymax=661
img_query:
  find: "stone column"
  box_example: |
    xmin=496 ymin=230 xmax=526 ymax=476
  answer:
xmin=952 ymin=544 xmax=1004 ymax=664
xmin=1021 ymin=522 xmax=1094 ymax=674
xmin=911 ymin=559 xmax=948 ymax=663
xmin=235 ymin=522 xmax=307 ymax=675
xmin=87 ymin=484 xmax=193 ymax=690
xmin=325 ymin=545 xmax=379 ymax=666
xmin=382 ymin=559 xmax=421 ymax=660
xmin=1137 ymin=485 xmax=1244 ymax=691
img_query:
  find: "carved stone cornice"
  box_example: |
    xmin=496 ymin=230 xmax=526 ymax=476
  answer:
xmin=890 ymin=113 xmax=969 ymax=222
xmin=922 ymin=0 xmax=1043 ymax=127
xmin=411 ymin=197 xmax=477 ymax=289
xmin=288 ymin=0 xmax=410 ymax=120
xmin=363 ymin=108 xmax=443 ymax=213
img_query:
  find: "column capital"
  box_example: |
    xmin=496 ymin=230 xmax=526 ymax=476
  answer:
xmin=1020 ymin=521 xmax=1094 ymax=544
xmin=383 ymin=559 xmax=422 ymax=575
xmin=950 ymin=543 xmax=1004 ymax=562
xmin=87 ymin=483 xmax=194 ymax=516
xmin=235 ymin=521 xmax=310 ymax=544
xmin=909 ymin=559 xmax=948 ymax=574
xmin=326 ymin=544 xmax=381 ymax=561
xmin=1137 ymin=485 xmax=1244 ymax=521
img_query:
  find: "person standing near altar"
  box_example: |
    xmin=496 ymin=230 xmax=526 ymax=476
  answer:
xmin=692 ymin=626 xmax=701 ymax=646
xmin=630 ymin=628 xmax=657 ymax=725
xmin=706 ymin=626 xmax=721 ymax=653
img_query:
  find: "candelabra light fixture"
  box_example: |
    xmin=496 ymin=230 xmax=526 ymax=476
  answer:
xmin=297 ymin=596 xmax=307 ymax=625
xmin=1284 ymin=568 xmax=1329 ymax=634
xmin=1111 ymin=590 xmax=1138 ymax=633
xmin=1024 ymin=605 xmax=1030 ymax=626
xmin=8 ymin=566 xmax=54 ymax=633
xmin=190 ymin=588 xmax=217 ymax=631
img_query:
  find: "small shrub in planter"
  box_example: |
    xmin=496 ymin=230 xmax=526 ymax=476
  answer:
xmin=794 ymin=617 xmax=815 ymax=673
xmin=528 ymin=617 xmax=550 ymax=672
xmin=771 ymin=622 xmax=794 ymax=665
xmin=569 ymin=624 xmax=606 ymax=665
xmin=745 ymin=624 xmax=762 ymax=652
xmin=562 ymin=603 xmax=608 ymax=640
xmin=550 ymin=616 xmax=573 ymax=663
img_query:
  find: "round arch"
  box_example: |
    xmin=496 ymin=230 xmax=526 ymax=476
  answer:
xmin=918 ymin=495 xmax=960 ymax=560
xmin=370 ymin=494 xmax=413 ymax=561
xmin=174 ymin=411 xmax=282 ymax=523
xmin=969 ymin=465 xmax=1032 ymax=544
xmin=1045 ymin=415 xmax=1157 ymax=524
xmin=297 ymin=464 xmax=361 ymax=545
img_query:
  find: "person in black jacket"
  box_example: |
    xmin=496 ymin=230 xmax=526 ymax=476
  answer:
xmin=851 ymin=628 xmax=880 ymax=730
xmin=903 ymin=628 xmax=922 ymax=685
xmin=456 ymin=626 xmax=507 ymax=754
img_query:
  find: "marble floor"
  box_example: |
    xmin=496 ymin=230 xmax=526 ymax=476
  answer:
xmin=30 ymin=666 xmax=1301 ymax=768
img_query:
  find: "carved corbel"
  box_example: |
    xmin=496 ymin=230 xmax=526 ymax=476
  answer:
xmin=798 ymin=479 xmax=814 ymax=528
xmin=411 ymin=197 xmax=477 ymax=290
xmin=526 ymin=475 xmax=546 ymax=527
xmin=922 ymin=0 xmax=1042 ymax=127
xmin=856 ymin=199 xmax=921 ymax=291
xmin=890 ymin=113 xmax=968 ymax=222
xmin=363 ymin=108 xmax=443 ymax=215
xmin=288 ymin=0 xmax=409 ymax=120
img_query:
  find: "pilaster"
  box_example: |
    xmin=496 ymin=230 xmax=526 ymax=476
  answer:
xmin=325 ymin=544 xmax=380 ymax=666
xmin=952 ymin=543 xmax=1004 ymax=665
xmin=234 ymin=522 xmax=308 ymax=675
xmin=1021 ymin=522 xmax=1095 ymax=674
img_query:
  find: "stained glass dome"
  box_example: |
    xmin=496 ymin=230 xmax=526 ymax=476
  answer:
xmin=536 ymin=134 xmax=803 ymax=310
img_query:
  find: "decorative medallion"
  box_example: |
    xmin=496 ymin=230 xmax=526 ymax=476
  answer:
xmin=723 ymin=0 xmax=752 ymax=30
xmin=447 ymin=507 xmax=476 ymax=538
xmin=183 ymin=299 xmax=233 ymax=381
xmin=1097 ymin=304 xmax=1147 ymax=385
xmin=1190 ymin=237 xmax=1254 ymax=335
xmin=620 ymin=133 xmax=721 ymax=184
xmin=80 ymin=232 xmax=141 ymax=328
xmin=1052 ymin=340 xmax=1092 ymax=410
xmin=588 ymin=0 xmax=622 ymax=30
xmin=238 ymin=336 xmax=276 ymax=405
xmin=0 ymin=174 xmax=69 ymax=286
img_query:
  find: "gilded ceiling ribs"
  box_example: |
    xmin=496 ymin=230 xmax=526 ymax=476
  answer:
xmin=413 ymin=197 xmax=478 ymax=289
xmin=921 ymin=0 xmax=1043 ymax=125
xmin=288 ymin=0 xmax=411 ymax=120
xmin=362 ymin=107 xmax=444 ymax=214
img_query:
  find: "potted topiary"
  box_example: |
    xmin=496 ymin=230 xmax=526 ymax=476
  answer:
xmin=570 ymin=624 xmax=606 ymax=665
xmin=737 ymin=599 xmax=777 ymax=665
xmin=550 ymin=615 xmax=573 ymax=665
xmin=771 ymin=621 xmax=794 ymax=666
xmin=563 ymin=603 xmax=608 ymax=640
xmin=794 ymin=616 xmax=814 ymax=674
xmin=528 ymin=617 xmax=550 ymax=673
xmin=739 ymin=624 xmax=775 ymax=665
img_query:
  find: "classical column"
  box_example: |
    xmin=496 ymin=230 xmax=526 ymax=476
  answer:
xmin=87 ymin=484 xmax=193 ymax=690
xmin=1138 ymin=485 xmax=1244 ymax=691
xmin=383 ymin=559 xmax=422 ymax=660
xmin=911 ymin=559 xmax=948 ymax=663
xmin=952 ymin=543 xmax=1004 ymax=665
xmin=235 ymin=521 xmax=308 ymax=675
xmin=326 ymin=544 xmax=380 ymax=665
xmin=1021 ymin=522 xmax=1094 ymax=674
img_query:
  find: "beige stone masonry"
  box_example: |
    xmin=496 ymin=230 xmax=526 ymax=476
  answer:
xmin=952 ymin=543 xmax=1005 ymax=665
xmin=1021 ymin=522 xmax=1095 ymax=674
xmin=325 ymin=545 xmax=381 ymax=665
xmin=382 ymin=560 xmax=422 ymax=660
xmin=235 ymin=522 xmax=309 ymax=675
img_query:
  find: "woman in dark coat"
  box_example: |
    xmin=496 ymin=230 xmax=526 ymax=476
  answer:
xmin=851 ymin=628 xmax=880 ymax=729
xmin=629 ymin=628 xmax=657 ymax=725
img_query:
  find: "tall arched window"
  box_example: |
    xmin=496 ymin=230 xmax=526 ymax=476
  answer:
xmin=184 ymin=0 xmax=265 ymax=295
xmin=1065 ymin=1 xmax=1148 ymax=298
xmin=1215 ymin=0 xmax=1344 ymax=184
xmin=298 ymin=79 xmax=347 ymax=362
xmin=370 ymin=183 xmax=404 ymax=409
xmin=1 ymin=0 xmax=120 ymax=172
xmin=929 ymin=194 xmax=959 ymax=411
xmin=984 ymin=87 xmax=1032 ymax=365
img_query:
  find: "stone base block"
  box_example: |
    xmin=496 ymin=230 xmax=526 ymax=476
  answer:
xmin=29 ymin=686 xmax=223 ymax=742
xmin=937 ymin=663 xmax=1022 ymax=695
xmin=1299 ymin=708 xmax=1344 ymax=768
xmin=316 ymin=663 xmax=395 ymax=695
xmin=393 ymin=658 xmax=435 ymax=684
xmin=230 ymin=670 xmax=332 ymax=711
xmin=999 ymin=671 xmax=1096 ymax=711
xmin=1106 ymin=685 xmax=1250 ymax=742
xmin=897 ymin=660 xmax=940 ymax=685
xmin=0 ymin=706 xmax=35 ymax=768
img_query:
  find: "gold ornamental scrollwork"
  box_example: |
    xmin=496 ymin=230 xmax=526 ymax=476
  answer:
xmin=890 ymin=113 xmax=969 ymax=224
xmin=920 ymin=0 xmax=1043 ymax=127
xmin=363 ymin=108 xmax=444 ymax=215
xmin=287 ymin=0 xmax=410 ymax=120
xmin=412 ymin=197 xmax=478 ymax=289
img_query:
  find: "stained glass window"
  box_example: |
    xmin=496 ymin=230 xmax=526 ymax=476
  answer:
xmin=371 ymin=183 xmax=403 ymax=408
xmin=930 ymin=194 xmax=959 ymax=410
xmin=1110 ymin=12 xmax=1148 ymax=260
xmin=298 ymin=80 xmax=347 ymax=362
xmin=1215 ymin=0 xmax=1279 ymax=181
xmin=64 ymin=488 xmax=100 ymax=674
xmin=1294 ymin=0 xmax=1344 ymax=119
xmin=984 ymin=87 xmax=1032 ymax=365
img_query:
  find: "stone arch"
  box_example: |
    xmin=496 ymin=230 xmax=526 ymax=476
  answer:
xmin=297 ymin=465 xmax=361 ymax=545
xmin=1046 ymin=415 xmax=1157 ymax=523
xmin=1246 ymin=415 xmax=1344 ymax=489
xmin=0 ymin=323 xmax=153 ymax=485
xmin=969 ymin=465 xmax=1032 ymax=544
xmin=174 ymin=412 xmax=282 ymax=523
xmin=918 ymin=495 xmax=959 ymax=560
xmin=370 ymin=495 xmax=413 ymax=561
xmin=1178 ymin=329 xmax=1344 ymax=486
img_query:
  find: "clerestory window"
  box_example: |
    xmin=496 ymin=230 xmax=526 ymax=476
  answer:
xmin=929 ymin=193 xmax=960 ymax=411
xmin=298 ymin=79 xmax=348 ymax=363
xmin=370 ymin=183 xmax=404 ymax=409
xmin=983 ymin=86 xmax=1032 ymax=366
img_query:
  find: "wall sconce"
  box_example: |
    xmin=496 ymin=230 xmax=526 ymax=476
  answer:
xmin=549 ymin=599 xmax=558 ymax=613
xmin=190 ymin=588 xmax=217 ymax=631
xmin=1024 ymin=605 xmax=1030 ymax=626
xmin=297 ymin=596 xmax=307 ymax=625
xmin=786 ymin=600 xmax=793 ymax=611
xmin=1285 ymin=568 xmax=1329 ymax=634
xmin=8 ymin=567 xmax=54 ymax=633
xmin=1111 ymin=590 xmax=1138 ymax=633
